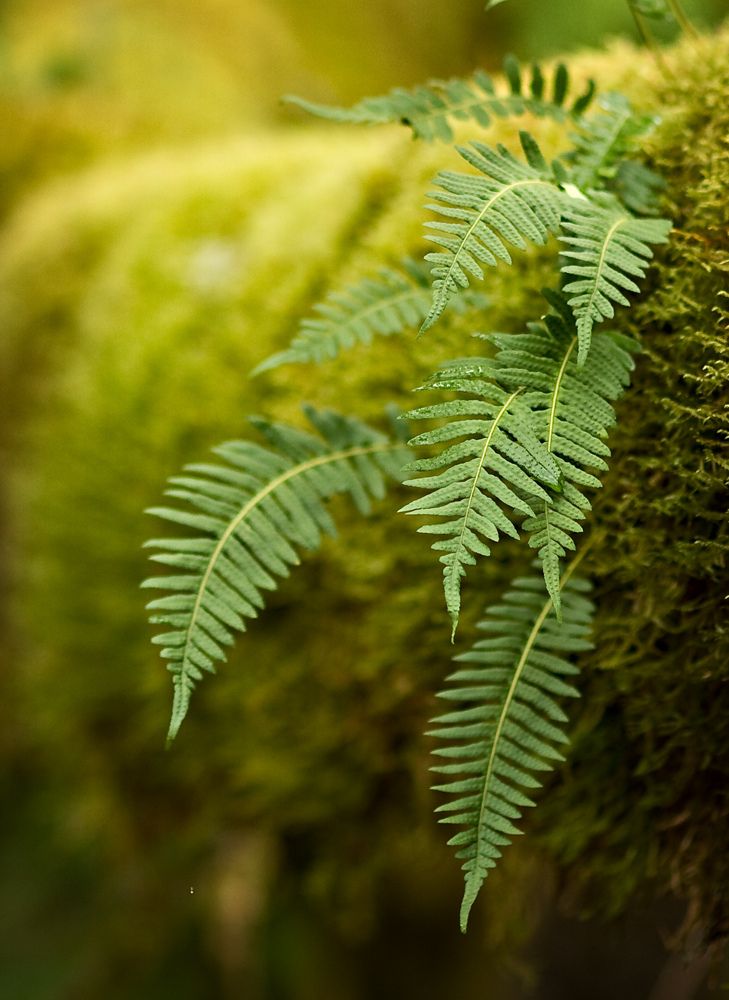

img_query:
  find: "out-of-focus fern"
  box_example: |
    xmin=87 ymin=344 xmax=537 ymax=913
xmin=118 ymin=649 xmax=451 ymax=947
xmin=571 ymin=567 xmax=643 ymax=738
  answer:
xmin=421 ymin=132 xmax=563 ymax=332
xmin=285 ymin=57 xmax=595 ymax=143
xmin=400 ymin=381 xmax=560 ymax=637
xmin=430 ymin=567 xmax=594 ymax=931
xmin=560 ymin=201 xmax=671 ymax=362
xmin=143 ymin=408 xmax=407 ymax=743
xmin=566 ymin=93 xmax=658 ymax=193
xmin=252 ymin=260 xmax=487 ymax=373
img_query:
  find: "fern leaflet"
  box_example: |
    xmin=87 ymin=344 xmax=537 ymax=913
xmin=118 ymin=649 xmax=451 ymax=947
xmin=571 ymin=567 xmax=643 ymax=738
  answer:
xmin=422 ymin=131 xmax=563 ymax=333
xmin=560 ymin=200 xmax=671 ymax=362
xmin=252 ymin=260 xmax=487 ymax=373
xmin=285 ymin=58 xmax=595 ymax=143
xmin=430 ymin=567 xmax=594 ymax=931
xmin=400 ymin=381 xmax=560 ymax=638
xmin=483 ymin=292 xmax=637 ymax=613
xmin=143 ymin=408 xmax=407 ymax=743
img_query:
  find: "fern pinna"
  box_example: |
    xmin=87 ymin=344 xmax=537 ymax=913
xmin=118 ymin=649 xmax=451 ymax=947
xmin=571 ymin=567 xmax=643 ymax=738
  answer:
xmin=400 ymin=381 xmax=561 ymax=637
xmin=418 ymin=291 xmax=638 ymax=616
xmin=144 ymin=407 xmax=407 ymax=742
xmin=430 ymin=566 xmax=594 ymax=931
xmin=420 ymin=132 xmax=564 ymax=332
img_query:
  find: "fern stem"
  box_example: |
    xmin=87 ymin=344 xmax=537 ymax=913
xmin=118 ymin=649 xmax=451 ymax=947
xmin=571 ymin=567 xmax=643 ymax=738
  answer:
xmin=628 ymin=6 xmax=673 ymax=77
xmin=546 ymin=337 xmax=577 ymax=451
xmin=666 ymin=0 xmax=699 ymax=38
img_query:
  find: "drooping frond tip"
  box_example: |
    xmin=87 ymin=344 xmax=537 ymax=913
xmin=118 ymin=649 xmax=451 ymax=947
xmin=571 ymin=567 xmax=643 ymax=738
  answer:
xmin=401 ymin=379 xmax=560 ymax=637
xmin=143 ymin=407 xmax=407 ymax=744
xmin=430 ymin=568 xmax=594 ymax=931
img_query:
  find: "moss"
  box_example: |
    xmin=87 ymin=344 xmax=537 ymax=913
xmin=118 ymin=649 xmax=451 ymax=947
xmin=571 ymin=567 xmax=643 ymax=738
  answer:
xmin=2 ymin=25 xmax=729 ymax=987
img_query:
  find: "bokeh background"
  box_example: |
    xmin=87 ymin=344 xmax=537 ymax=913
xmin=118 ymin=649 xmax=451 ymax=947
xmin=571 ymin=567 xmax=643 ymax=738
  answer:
xmin=1 ymin=1 xmax=727 ymax=998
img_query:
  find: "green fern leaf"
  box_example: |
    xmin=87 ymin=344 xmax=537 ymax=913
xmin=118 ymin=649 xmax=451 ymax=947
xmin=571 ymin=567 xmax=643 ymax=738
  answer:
xmin=430 ymin=567 xmax=594 ymax=931
xmin=421 ymin=131 xmax=564 ymax=332
xmin=252 ymin=260 xmax=488 ymax=373
xmin=400 ymin=380 xmax=560 ymax=638
xmin=483 ymin=291 xmax=637 ymax=614
xmin=560 ymin=201 xmax=671 ymax=362
xmin=285 ymin=58 xmax=594 ymax=143
xmin=143 ymin=407 xmax=407 ymax=744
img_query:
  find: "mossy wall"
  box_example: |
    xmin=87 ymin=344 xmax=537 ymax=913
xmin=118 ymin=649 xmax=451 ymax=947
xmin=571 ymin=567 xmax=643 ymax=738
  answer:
xmin=1 ymin=27 xmax=727 ymax=996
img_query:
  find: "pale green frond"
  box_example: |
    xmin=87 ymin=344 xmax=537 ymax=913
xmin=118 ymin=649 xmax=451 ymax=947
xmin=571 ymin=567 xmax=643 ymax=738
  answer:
xmin=284 ymin=58 xmax=595 ymax=143
xmin=430 ymin=567 xmax=594 ymax=932
xmin=252 ymin=259 xmax=488 ymax=374
xmin=401 ymin=377 xmax=560 ymax=637
xmin=560 ymin=202 xmax=671 ymax=362
xmin=421 ymin=131 xmax=564 ymax=332
xmin=143 ymin=407 xmax=407 ymax=744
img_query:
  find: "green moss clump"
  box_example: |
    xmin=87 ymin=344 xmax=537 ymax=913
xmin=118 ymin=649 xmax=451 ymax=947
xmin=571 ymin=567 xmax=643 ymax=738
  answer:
xmin=2 ymin=25 xmax=728 ymax=990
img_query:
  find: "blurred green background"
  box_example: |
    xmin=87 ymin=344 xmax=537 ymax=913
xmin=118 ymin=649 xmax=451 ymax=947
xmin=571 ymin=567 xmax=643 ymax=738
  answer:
xmin=1 ymin=2 xmax=727 ymax=998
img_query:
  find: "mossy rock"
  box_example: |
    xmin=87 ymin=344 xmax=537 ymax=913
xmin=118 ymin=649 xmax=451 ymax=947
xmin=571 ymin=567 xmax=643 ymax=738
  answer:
xmin=2 ymin=27 xmax=728 ymax=993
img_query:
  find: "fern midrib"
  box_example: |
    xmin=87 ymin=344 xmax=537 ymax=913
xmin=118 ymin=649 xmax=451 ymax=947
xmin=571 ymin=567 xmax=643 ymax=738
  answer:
xmin=546 ymin=336 xmax=577 ymax=451
xmin=471 ymin=555 xmax=582 ymax=874
xmin=451 ymin=388 xmax=523 ymax=616
xmin=183 ymin=441 xmax=396 ymax=665
xmin=580 ymin=215 xmax=627 ymax=330
xmin=432 ymin=177 xmax=556 ymax=316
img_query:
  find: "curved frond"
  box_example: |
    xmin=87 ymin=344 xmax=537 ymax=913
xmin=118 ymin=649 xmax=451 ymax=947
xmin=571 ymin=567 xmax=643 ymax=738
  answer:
xmin=252 ymin=260 xmax=488 ymax=374
xmin=560 ymin=202 xmax=671 ymax=363
xmin=422 ymin=132 xmax=564 ymax=332
xmin=400 ymin=381 xmax=560 ymax=638
xmin=430 ymin=568 xmax=594 ymax=932
xmin=284 ymin=58 xmax=595 ymax=143
xmin=143 ymin=408 xmax=407 ymax=744
xmin=484 ymin=291 xmax=638 ymax=613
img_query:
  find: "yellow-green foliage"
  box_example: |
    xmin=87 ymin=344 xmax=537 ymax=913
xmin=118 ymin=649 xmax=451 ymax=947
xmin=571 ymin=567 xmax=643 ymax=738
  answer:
xmin=1 ymin=27 xmax=728 ymax=993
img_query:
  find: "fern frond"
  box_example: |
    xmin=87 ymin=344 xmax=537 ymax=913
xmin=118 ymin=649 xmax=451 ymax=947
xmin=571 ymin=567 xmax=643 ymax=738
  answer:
xmin=252 ymin=260 xmax=488 ymax=374
xmin=565 ymin=94 xmax=658 ymax=193
xmin=421 ymin=132 xmax=564 ymax=333
xmin=482 ymin=292 xmax=637 ymax=614
xmin=400 ymin=380 xmax=560 ymax=638
xmin=560 ymin=201 xmax=671 ymax=362
xmin=284 ymin=58 xmax=595 ymax=143
xmin=143 ymin=407 xmax=407 ymax=744
xmin=610 ymin=159 xmax=666 ymax=216
xmin=430 ymin=567 xmax=594 ymax=932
